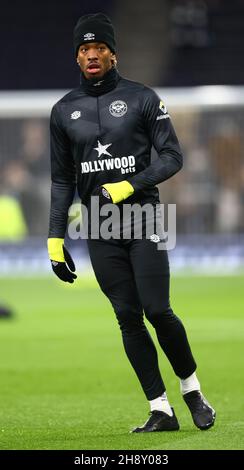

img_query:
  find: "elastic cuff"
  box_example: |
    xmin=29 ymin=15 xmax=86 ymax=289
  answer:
xmin=47 ymin=238 xmax=65 ymax=262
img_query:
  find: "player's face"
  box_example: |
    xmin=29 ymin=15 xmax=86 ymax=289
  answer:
xmin=77 ymin=42 xmax=116 ymax=79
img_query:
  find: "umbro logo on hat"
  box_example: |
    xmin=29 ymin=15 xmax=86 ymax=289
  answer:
xmin=84 ymin=32 xmax=95 ymax=41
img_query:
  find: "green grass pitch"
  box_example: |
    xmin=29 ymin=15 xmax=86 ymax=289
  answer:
xmin=0 ymin=274 xmax=243 ymax=450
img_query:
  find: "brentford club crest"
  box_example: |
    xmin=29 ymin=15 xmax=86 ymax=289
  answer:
xmin=109 ymin=100 xmax=127 ymax=117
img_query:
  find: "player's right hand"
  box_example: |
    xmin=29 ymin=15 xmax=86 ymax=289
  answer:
xmin=47 ymin=238 xmax=77 ymax=283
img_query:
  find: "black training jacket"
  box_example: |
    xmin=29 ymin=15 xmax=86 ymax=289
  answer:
xmin=49 ymin=75 xmax=183 ymax=237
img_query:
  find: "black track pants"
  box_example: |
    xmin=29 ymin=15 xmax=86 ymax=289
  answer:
xmin=87 ymin=237 xmax=197 ymax=400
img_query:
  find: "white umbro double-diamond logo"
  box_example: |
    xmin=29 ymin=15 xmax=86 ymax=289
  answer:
xmin=71 ymin=111 xmax=81 ymax=120
xmin=150 ymin=234 xmax=161 ymax=243
xmin=84 ymin=32 xmax=95 ymax=41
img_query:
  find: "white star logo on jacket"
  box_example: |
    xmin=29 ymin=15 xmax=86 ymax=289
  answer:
xmin=94 ymin=140 xmax=112 ymax=158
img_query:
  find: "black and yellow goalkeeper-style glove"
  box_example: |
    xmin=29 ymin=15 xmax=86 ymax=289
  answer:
xmin=47 ymin=238 xmax=77 ymax=283
xmin=93 ymin=181 xmax=134 ymax=204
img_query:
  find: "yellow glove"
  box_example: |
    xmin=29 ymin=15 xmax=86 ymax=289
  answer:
xmin=47 ymin=238 xmax=77 ymax=283
xmin=102 ymin=181 xmax=134 ymax=204
xmin=47 ymin=238 xmax=65 ymax=262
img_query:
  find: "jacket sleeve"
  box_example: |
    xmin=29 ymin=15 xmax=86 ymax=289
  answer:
xmin=48 ymin=104 xmax=76 ymax=238
xmin=128 ymin=88 xmax=183 ymax=191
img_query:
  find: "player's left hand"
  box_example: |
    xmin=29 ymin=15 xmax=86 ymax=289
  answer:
xmin=92 ymin=180 xmax=134 ymax=204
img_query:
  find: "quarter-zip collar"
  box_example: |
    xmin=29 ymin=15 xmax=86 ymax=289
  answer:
xmin=80 ymin=66 xmax=120 ymax=96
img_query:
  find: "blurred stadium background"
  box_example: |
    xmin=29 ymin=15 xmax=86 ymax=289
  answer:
xmin=0 ymin=0 xmax=243 ymax=450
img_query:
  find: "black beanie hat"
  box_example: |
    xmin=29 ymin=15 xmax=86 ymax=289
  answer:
xmin=73 ymin=13 xmax=116 ymax=57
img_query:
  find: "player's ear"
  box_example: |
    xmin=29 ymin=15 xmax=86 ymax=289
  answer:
xmin=111 ymin=53 xmax=117 ymax=67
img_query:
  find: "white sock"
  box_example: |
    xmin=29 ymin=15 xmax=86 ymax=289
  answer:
xmin=149 ymin=392 xmax=173 ymax=416
xmin=180 ymin=372 xmax=201 ymax=395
